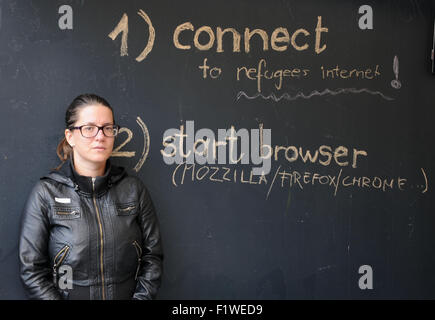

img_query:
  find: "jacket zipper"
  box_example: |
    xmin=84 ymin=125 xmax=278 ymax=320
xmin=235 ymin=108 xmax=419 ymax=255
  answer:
xmin=132 ymin=240 xmax=143 ymax=280
xmin=92 ymin=179 xmax=106 ymax=300
xmin=53 ymin=245 xmax=70 ymax=287
xmin=57 ymin=210 xmax=78 ymax=215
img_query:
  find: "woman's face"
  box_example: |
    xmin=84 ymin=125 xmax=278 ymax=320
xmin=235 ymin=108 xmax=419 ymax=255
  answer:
xmin=65 ymin=104 xmax=115 ymax=167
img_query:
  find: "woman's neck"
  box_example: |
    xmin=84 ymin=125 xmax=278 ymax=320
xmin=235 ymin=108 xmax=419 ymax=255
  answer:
xmin=72 ymin=155 xmax=106 ymax=178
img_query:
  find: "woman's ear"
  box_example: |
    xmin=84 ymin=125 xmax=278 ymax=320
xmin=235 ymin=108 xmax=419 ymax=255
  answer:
xmin=65 ymin=129 xmax=75 ymax=147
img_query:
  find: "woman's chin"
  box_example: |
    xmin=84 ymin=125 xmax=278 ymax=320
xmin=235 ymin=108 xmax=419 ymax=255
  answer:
xmin=88 ymin=153 xmax=111 ymax=163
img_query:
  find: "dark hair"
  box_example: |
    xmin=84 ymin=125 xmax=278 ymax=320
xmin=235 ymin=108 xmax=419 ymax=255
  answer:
xmin=55 ymin=93 xmax=115 ymax=170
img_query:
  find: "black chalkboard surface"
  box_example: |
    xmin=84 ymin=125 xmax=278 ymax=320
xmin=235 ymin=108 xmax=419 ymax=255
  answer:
xmin=1 ymin=0 xmax=435 ymax=299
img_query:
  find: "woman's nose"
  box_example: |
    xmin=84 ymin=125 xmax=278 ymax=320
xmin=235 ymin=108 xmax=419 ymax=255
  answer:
xmin=95 ymin=128 xmax=106 ymax=140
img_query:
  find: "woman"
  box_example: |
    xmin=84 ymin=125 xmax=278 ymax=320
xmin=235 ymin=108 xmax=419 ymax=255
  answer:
xmin=18 ymin=93 xmax=163 ymax=300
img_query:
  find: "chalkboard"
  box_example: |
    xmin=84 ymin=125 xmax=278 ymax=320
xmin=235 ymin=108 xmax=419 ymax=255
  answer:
xmin=1 ymin=0 xmax=435 ymax=299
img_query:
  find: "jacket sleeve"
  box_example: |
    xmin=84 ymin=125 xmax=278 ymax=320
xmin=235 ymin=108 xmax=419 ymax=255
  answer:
xmin=132 ymin=183 xmax=164 ymax=300
xmin=18 ymin=181 xmax=62 ymax=300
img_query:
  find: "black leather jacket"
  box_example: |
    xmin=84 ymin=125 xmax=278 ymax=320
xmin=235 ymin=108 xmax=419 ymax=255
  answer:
xmin=18 ymin=159 xmax=163 ymax=300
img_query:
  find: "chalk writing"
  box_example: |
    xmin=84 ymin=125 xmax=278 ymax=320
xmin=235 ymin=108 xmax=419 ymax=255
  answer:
xmin=111 ymin=127 xmax=135 ymax=158
xmin=391 ymin=55 xmax=402 ymax=89
xmin=110 ymin=116 xmax=149 ymax=172
xmin=108 ymin=10 xmax=155 ymax=62
xmin=169 ymin=163 xmax=424 ymax=200
xmin=320 ymin=65 xmax=381 ymax=80
xmin=236 ymin=58 xmax=310 ymax=92
xmin=161 ymin=121 xmax=367 ymax=171
xmin=173 ymin=16 xmax=328 ymax=54
xmin=236 ymin=88 xmax=394 ymax=102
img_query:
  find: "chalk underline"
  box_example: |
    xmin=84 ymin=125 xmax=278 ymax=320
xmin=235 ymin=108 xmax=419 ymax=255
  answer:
xmin=236 ymin=88 xmax=394 ymax=102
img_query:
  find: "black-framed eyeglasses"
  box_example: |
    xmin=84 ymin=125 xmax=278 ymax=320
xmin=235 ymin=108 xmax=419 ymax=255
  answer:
xmin=69 ymin=124 xmax=120 ymax=138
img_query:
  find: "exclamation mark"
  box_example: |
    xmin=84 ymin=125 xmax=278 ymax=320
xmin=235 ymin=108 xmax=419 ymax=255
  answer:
xmin=391 ymin=55 xmax=401 ymax=89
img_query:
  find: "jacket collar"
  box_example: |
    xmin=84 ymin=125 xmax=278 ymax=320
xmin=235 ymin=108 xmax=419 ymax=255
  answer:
xmin=70 ymin=158 xmax=111 ymax=196
xmin=44 ymin=157 xmax=126 ymax=197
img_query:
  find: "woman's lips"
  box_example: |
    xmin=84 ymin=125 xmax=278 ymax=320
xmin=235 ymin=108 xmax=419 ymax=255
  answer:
xmin=93 ymin=146 xmax=106 ymax=150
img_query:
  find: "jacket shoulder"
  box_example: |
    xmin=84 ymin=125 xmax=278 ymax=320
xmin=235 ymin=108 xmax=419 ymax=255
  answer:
xmin=28 ymin=179 xmax=51 ymax=201
xmin=116 ymin=168 xmax=148 ymax=189
xmin=22 ymin=179 xmax=53 ymax=216
xmin=110 ymin=169 xmax=152 ymax=203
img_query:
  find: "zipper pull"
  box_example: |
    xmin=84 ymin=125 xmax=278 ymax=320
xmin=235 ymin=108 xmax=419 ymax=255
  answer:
xmin=135 ymin=258 xmax=141 ymax=280
xmin=133 ymin=241 xmax=142 ymax=280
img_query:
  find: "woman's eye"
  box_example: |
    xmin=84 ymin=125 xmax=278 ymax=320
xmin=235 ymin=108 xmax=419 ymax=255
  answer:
xmin=83 ymin=126 xmax=94 ymax=132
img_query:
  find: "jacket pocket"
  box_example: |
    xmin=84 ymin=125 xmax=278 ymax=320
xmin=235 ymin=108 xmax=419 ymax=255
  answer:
xmin=132 ymin=240 xmax=142 ymax=280
xmin=116 ymin=202 xmax=138 ymax=216
xmin=52 ymin=245 xmax=70 ymax=288
xmin=53 ymin=205 xmax=81 ymax=220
